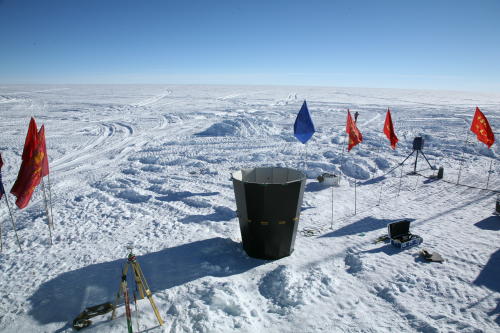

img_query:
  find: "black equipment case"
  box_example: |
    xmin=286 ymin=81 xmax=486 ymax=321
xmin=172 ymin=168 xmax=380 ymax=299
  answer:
xmin=387 ymin=220 xmax=423 ymax=249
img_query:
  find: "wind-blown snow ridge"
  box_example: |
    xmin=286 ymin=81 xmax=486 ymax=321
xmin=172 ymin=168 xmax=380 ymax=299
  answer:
xmin=195 ymin=117 xmax=281 ymax=137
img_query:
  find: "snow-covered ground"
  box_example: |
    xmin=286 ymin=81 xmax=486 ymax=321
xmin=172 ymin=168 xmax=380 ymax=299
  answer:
xmin=0 ymin=85 xmax=499 ymax=332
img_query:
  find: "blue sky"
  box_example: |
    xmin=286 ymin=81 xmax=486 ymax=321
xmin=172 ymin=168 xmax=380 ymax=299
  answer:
xmin=1 ymin=0 xmax=499 ymax=91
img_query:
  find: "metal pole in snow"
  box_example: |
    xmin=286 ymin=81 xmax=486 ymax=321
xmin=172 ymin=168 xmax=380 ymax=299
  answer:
xmin=377 ymin=181 xmax=384 ymax=206
xmin=377 ymin=129 xmax=385 ymax=154
xmin=330 ymin=184 xmax=334 ymax=229
xmin=41 ymin=180 xmax=53 ymax=245
xmin=457 ymin=127 xmax=470 ymax=185
xmin=486 ymin=159 xmax=494 ymax=189
xmin=397 ymin=166 xmax=403 ymax=197
xmin=304 ymin=143 xmax=308 ymax=176
xmin=339 ymin=131 xmax=348 ymax=181
xmin=46 ymin=173 xmax=55 ymax=229
xmin=354 ymin=179 xmax=357 ymax=215
xmin=3 ymin=195 xmax=23 ymax=252
xmin=296 ymin=142 xmax=302 ymax=171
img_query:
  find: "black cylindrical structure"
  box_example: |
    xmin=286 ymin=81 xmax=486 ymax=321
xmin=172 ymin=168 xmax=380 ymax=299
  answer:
xmin=231 ymin=167 xmax=306 ymax=260
xmin=437 ymin=167 xmax=444 ymax=179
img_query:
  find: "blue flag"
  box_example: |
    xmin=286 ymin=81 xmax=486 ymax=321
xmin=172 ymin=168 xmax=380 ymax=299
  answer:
xmin=294 ymin=100 xmax=315 ymax=144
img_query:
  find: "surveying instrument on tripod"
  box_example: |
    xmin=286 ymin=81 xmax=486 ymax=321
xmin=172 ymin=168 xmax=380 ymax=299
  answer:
xmin=387 ymin=137 xmax=437 ymax=176
xmin=111 ymin=245 xmax=164 ymax=332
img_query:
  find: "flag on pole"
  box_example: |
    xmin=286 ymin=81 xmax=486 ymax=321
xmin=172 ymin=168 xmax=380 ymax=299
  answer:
xmin=346 ymin=110 xmax=363 ymax=151
xmin=0 ymin=154 xmax=5 ymax=199
xmin=294 ymin=100 xmax=315 ymax=144
xmin=470 ymin=107 xmax=495 ymax=148
xmin=383 ymin=108 xmax=398 ymax=149
xmin=38 ymin=125 xmax=49 ymax=177
xmin=10 ymin=118 xmax=45 ymax=209
xmin=22 ymin=117 xmax=39 ymax=161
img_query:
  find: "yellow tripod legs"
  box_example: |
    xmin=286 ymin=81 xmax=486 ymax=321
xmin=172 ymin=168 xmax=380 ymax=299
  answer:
xmin=111 ymin=250 xmax=164 ymax=329
xmin=130 ymin=260 xmax=165 ymax=326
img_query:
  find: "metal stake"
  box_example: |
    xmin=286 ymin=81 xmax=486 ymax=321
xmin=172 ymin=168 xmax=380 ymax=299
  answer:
xmin=457 ymin=127 xmax=470 ymax=185
xmin=47 ymin=173 xmax=55 ymax=229
xmin=397 ymin=166 xmax=403 ymax=197
xmin=3 ymin=195 xmax=23 ymax=252
xmin=330 ymin=184 xmax=334 ymax=229
xmin=486 ymin=159 xmax=494 ymax=189
xmin=377 ymin=182 xmax=384 ymax=206
xmin=339 ymin=131 xmax=348 ymax=181
xmin=41 ymin=180 xmax=53 ymax=245
xmin=354 ymin=179 xmax=357 ymax=215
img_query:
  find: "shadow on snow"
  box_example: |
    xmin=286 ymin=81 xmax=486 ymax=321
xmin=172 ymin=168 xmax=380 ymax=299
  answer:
xmin=155 ymin=191 xmax=219 ymax=202
xmin=473 ymin=249 xmax=500 ymax=324
xmin=320 ymin=217 xmax=414 ymax=238
xmin=473 ymin=249 xmax=500 ymax=294
xmin=474 ymin=215 xmax=500 ymax=231
xmin=362 ymin=244 xmax=401 ymax=256
xmin=28 ymin=237 xmax=265 ymax=325
xmin=180 ymin=206 xmax=236 ymax=223
xmin=305 ymin=182 xmax=331 ymax=192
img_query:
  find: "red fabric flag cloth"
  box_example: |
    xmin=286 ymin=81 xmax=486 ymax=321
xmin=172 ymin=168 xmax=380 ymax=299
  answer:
xmin=22 ymin=118 xmax=39 ymax=161
xmin=470 ymin=107 xmax=495 ymax=148
xmin=38 ymin=125 xmax=49 ymax=177
xmin=383 ymin=108 xmax=399 ymax=149
xmin=10 ymin=118 xmax=45 ymax=209
xmin=346 ymin=110 xmax=363 ymax=151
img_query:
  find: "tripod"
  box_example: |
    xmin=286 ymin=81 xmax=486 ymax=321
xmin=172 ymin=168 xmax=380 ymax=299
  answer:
xmin=399 ymin=148 xmax=434 ymax=174
xmin=387 ymin=137 xmax=435 ymax=175
xmin=112 ymin=247 xmax=164 ymax=332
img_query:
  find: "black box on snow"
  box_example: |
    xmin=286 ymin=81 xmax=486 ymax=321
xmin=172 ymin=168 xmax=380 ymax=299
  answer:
xmin=387 ymin=220 xmax=423 ymax=249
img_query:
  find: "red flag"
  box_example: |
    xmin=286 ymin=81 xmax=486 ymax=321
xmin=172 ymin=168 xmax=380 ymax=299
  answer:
xmin=10 ymin=118 xmax=45 ymax=209
xmin=22 ymin=118 xmax=39 ymax=161
xmin=383 ymin=108 xmax=398 ymax=149
xmin=470 ymin=107 xmax=495 ymax=148
xmin=38 ymin=125 xmax=49 ymax=177
xmin=346 ymin=110 xmax=363 ymax=151
xmin=11 ymin=118 xmax=38 ymax=196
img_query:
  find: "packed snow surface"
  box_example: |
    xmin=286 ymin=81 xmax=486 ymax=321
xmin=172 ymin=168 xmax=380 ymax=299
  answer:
xmin=0 ymin=85 xmax=499 ymax=332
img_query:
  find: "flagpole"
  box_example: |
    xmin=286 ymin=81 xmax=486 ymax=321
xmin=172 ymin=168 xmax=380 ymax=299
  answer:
xmin=3 ymin=195 xmax=23 ymax=252
xmin=330 ymin=183 xmax=334 ymax=229
xmin=41 ymin=180 xmax=53 ymax=245
xmin=296 ymin=142 xmax=300 ymax=170
xmin=377 ymin=135 xmax=384 ymax=154
xmin=339 ymin=131 xmax=348 ymax=181
xmin=354 ymin=179 xmax=357 ymax=215
xmin=377 ymin=181 xmax=384 ymax=206
xmin=46 ymin=173 xmax=54 ymax=229
xmin=293 ymin=99 xmax=315 ymax=172
xmin=456 ymin=126 xmax=470 ymax=185
xmin=397 ymin=166 xmax=403 ymax=197
xmin=304 ymin=143 xmax=308 ymax=175
xmin=486 ymin=159 xmax=494 ymax=189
